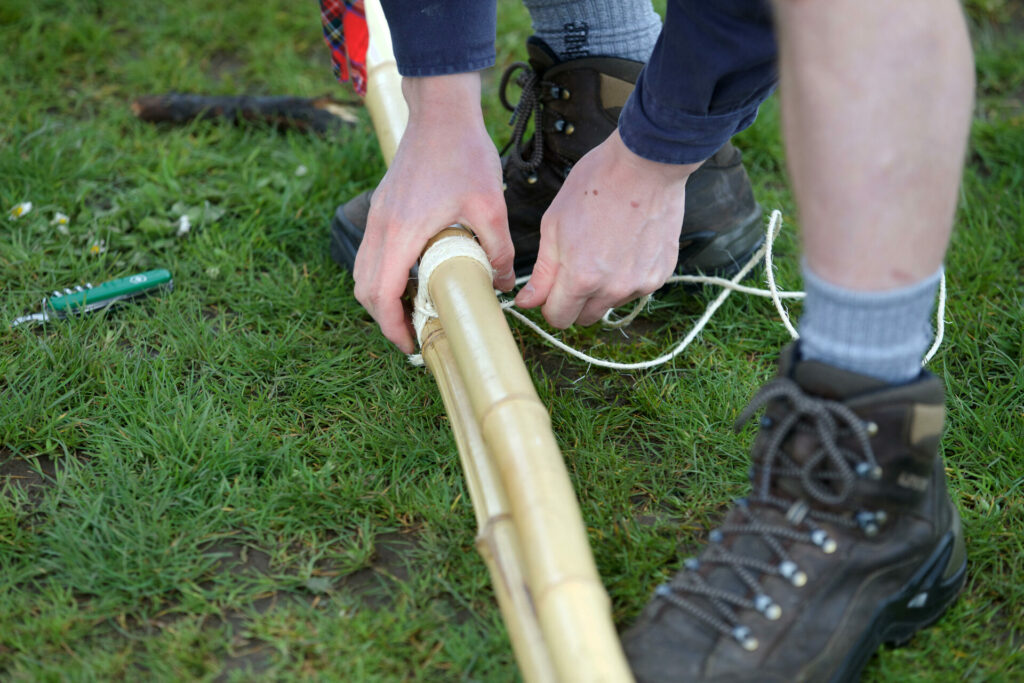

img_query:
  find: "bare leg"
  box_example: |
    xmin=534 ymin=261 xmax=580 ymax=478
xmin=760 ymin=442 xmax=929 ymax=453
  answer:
xmin=774 ymin=0 xmax=974 ymax=291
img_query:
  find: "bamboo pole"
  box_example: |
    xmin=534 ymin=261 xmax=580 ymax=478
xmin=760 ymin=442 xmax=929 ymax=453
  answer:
xmin=361 ymin=3 xmax=632 ymax=680
xmin=424 ymin=240 xmax=632 ymax=683
xmin=419 ymin=316 xmax=558 ymax=683
xmin=362 ymin=0 xmax=406 ymax=164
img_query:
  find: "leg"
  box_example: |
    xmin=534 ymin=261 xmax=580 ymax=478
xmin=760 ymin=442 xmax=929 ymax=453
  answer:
xmin=624 ymin=1 xmax=974 ymax=680
xmin=778 ymin=0 xmax=974 ymax=292
xmin=777 ymin=0 xmax=975 ymax=382
xmin=520 ymin=0 xmax=661 ymax=62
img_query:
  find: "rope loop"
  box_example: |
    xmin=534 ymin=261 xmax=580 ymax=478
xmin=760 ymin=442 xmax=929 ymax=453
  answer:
xmin=407 ymin=210 xmax=947 ymax=372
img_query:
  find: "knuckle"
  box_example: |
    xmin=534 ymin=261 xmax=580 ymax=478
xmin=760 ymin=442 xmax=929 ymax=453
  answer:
xmin=568 ymin=270 xmax=601 ymax=293
xmin=606 ymin=281 xmax=635 ymax=301
xmin=640 ymin=275 xmax=665 ymax=294
xmin=354 ymin=284 xmax=379 ymax=309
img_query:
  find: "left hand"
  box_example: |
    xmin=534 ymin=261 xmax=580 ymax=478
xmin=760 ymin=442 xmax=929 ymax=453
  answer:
xmin=514 ymin=130 xmax=699 ymax=328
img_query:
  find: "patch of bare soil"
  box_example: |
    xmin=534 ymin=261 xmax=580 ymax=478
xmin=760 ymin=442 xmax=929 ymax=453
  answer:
xmin=200 ymin=531 xmax=426 ymax=678
xmin=0 ymin=451 xmax=58 ymax=504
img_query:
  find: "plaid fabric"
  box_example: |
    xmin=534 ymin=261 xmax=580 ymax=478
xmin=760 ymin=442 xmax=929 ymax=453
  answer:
xmin=320 ymin=0 xmax=368 ymax=96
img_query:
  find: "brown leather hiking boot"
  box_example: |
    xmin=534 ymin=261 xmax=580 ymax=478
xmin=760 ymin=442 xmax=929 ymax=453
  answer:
xmin=623 ymin=345 xmax=967 ymax=682
xmin=329 ymin=37 xmax=764 ymax=279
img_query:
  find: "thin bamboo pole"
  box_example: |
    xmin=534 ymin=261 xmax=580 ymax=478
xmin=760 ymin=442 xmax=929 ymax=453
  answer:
xmin=361 ymin=3 xmax=632 ymax=680
xmin=362 ymin=0 xmax=406 ymax=164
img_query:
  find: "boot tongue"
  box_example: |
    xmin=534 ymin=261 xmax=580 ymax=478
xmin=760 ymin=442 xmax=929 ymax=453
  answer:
xmin=525 ymin=35 xmax=560 ymax=72
xmin=778 ymin=343 xmax=889 ymax=401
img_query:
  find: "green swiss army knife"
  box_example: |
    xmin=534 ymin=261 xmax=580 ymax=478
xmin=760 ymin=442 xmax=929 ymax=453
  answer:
xmin=11 ymin=269 xmax=174 ymax=327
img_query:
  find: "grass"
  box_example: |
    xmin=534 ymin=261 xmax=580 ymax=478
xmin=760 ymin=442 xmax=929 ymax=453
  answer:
xmin=1 ymin=0 xmax=1021 ymax=680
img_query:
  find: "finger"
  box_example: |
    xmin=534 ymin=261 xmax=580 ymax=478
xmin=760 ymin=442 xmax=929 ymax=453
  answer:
xmin=463 ymin=197 xmax=515 ymax=291
xmin=576 ymin=297 xmax=619 ymax=327
xmin=540 ymin=274 xmax=591 ymax=329
xmin=356 ymin=269 xmax=416 ymax=353
xmin=376 ymin=292 xmax=416 ymax=354
xmin=354 ymin=235 xmax=418 ymax=354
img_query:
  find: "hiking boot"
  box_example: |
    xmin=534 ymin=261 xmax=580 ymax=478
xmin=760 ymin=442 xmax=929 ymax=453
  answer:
xmin=623 ymin=345 xmax=967 ymax=682
xmin=329 ymin=37 xmax=764 ymax=279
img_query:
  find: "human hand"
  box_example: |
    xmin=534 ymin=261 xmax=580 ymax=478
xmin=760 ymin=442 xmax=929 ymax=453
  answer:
xmin=353 ymin=73 xmax=514 ymax=353
xmin=514 ymin=130 xmax=698 ymax=328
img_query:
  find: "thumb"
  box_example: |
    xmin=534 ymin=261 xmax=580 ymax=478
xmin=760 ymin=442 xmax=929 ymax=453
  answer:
xmin=515 ymin=234 xmax=558 ymax=309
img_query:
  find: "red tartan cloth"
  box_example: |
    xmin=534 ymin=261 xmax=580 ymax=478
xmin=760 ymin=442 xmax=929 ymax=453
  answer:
xmin=320 ymin=0 xmax=369 ymax=96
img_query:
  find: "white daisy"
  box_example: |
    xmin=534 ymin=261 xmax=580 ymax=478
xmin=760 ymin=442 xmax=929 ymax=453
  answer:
xmin=8 ymin=202 xmax=32 ymax=220
xmin=52 ymin=212 xmax=70 ymax=235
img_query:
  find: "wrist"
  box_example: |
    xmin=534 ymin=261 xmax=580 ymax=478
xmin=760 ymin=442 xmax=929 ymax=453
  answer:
xmin=402 ymin=72 xmax=483 ymax=128
xmin=609 ymin=129 xmax=699 ymax=184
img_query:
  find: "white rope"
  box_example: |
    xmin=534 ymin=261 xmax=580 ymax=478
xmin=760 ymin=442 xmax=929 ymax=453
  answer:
xmin=407 ymin=231 xmax=494 ymax=367
xmin=763 ymin=213 xmax=800 ymax=340
xmin=498 ymin=210 xmax=789 ymax=371
xmin=408 ymin=209 xmax=947 ymax=371
xmin=412 ymin=233 xmax=493 ymax=345
xmin=923 ymin=271 xmax=947 ymax=365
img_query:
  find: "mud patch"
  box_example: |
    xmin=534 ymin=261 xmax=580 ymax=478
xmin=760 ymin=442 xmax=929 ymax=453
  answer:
xmin=0 ymin=451 xmax=58 ymax=504
xmin=197 ymin=531 xmax=427 ymax=677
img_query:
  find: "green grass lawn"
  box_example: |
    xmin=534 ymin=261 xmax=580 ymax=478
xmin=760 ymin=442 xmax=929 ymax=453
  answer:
xmin=1 ymin=1 xmax=1021 ymax=680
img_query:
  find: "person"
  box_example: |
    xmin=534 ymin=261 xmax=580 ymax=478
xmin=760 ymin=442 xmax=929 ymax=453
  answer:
xmin=323 ymin=1 xmax=766 ymax=333
xmin=321 ymin=1 xmax=974 ymax=680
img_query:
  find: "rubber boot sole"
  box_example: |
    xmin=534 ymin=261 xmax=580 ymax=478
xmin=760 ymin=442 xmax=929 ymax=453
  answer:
xmin=830 ymin=516 xmax=968 ymax=683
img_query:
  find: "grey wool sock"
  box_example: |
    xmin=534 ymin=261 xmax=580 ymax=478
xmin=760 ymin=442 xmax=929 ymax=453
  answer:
xmin=522 ymin=0 xmax=662 ymax=63
xmin=798 ymin=261 xmax=942 ymax=384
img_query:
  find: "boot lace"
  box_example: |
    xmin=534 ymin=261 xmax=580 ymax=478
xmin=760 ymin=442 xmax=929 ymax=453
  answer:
xmin=654 ymin=377 xmax=885 ymax=651
xmin=499 ymin=62 xmax=548 ymax=174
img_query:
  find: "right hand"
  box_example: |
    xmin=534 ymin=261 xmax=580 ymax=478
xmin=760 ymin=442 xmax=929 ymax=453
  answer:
xmin=353 ymin=73 xmax=515 ymax=353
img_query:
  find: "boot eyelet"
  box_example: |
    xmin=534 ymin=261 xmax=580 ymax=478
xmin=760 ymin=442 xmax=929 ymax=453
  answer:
xmin=856 ymin=511 xmax=881 ymax=537
xmin=554 ymin=119 xmax=576 ymax=135
xmin=561 ymin=88 xmax=571 ymax=100
xmin=550 ymin=86 xmax=561 ymax=99
xmin=865 ymin=421 xmax=879 ymax=436
xmin=811 ymin=529 xmax=837 ymax=554
xmin=760 ymin=416 xmax=773 ymax=429
xmin=501 ymin=181 xmax=507 ymax=192
xmin=754 ymin=594 xmax=782 ymax=621
xmin=856 ymin=462 xmax=883 ymax=480
xmin=732 ymin=625 xmax=759 ymax=651
xmin=779 ymin=561 xmax=807 ymax=587
xmin=526 ymin=173 xmax=538 ymax=185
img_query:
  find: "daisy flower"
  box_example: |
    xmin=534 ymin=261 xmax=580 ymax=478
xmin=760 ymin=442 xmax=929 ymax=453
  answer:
xmin=8 ymin=202 xmax=32 ymax=220
xmin=52 ymin=212 xmax=70 ymax=235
